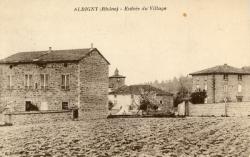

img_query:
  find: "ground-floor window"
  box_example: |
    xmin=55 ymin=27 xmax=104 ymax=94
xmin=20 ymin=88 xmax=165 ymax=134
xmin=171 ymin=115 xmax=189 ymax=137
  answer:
xmin=236 ymin=96 xmax=243 ymax=102
xmin=62 ymin=102 xmax=69 ymax=110
xmin=25 ymin=101 xmax=39 ymax=111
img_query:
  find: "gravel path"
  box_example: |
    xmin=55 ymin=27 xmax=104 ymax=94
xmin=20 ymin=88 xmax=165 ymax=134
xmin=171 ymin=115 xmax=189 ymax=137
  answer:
xmin=0 ymin=117 xmax=249 ymax=156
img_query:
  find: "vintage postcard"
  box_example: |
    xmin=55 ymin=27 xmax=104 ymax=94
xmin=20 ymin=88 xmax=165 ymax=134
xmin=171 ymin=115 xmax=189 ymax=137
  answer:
xmin=0 ymin=0 xmax=249 ymax=156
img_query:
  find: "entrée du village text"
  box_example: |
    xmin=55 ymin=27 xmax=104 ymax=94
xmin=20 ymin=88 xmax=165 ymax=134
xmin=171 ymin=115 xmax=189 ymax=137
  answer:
xmin=74 ymin=6 xmax=167 ymax=12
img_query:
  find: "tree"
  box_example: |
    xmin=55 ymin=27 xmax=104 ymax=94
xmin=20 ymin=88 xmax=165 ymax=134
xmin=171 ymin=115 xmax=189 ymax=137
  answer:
xmin=138 ymin=90 xmax=159 ymax=115
xmin=190 ymin=90 xmax=207 ymax=104
xmin=174 ymin=85 xmax=189 ymax=107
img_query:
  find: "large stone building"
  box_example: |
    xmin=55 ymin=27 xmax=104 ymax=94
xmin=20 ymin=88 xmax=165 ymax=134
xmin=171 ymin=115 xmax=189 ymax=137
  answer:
xmin=190 ymin=64 xmax=250 ymax=103
xmin=0 ymin=47 xmax=110 ymax=119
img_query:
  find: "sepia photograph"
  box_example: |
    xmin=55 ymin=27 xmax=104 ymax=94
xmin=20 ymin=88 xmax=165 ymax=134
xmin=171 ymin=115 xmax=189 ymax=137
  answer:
xmin=0 ymin=0 xmax=249 ymax=156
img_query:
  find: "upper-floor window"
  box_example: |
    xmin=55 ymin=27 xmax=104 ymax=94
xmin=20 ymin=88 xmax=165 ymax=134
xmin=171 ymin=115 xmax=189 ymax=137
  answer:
xmin=25 ymin=74 xmax=32 ymax=89
xmin=223 ymin=74 xmax=228 ymax=81
xmin=7 ymin=75 xmax=12 ymax=89
xmin=40 ymin=74 xmax=49 ymax=90
xmin=224 ymin=85 xmax=228 ymax=92
xmin=61 ymin=74 xmax=70 ymax=90
xmin=204 ymin=84 xmax=208 ymax=91
xmin=238 ymin=84 xmax=242 ymax=93
xmin=238 ymin=75 xmax=242 ymax=81
xmin=196 ymin=84 xmax=200 ymax=91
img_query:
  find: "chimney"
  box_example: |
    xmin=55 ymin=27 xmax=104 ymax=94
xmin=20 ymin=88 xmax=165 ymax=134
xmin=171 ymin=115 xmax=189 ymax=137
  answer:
xmin=91 ymin=43 xmax=93 ymax=49
xmin=48 ymin=47 xmax=52 ymax=53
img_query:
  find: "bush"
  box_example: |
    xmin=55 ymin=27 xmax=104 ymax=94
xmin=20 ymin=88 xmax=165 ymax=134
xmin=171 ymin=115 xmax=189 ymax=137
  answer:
xmin=190 ymin=90 xmax=207 ymax=104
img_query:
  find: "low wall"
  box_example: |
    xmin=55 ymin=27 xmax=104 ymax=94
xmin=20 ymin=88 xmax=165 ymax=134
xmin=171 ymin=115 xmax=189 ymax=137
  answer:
xmin=4 ymin=110 xmax=73 ymax=125
xmin=185 ymin=102 xmax=250 ymax=117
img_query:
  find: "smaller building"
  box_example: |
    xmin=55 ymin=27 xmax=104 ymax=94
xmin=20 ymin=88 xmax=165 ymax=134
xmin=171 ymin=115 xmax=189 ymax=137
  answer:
xmin=109 ymin=68 xmax=126 ymax=92
xmin=190 ymin=64 xmax=250 ymax=103
xmin=108 ymin=85 xmax=173 ymax=115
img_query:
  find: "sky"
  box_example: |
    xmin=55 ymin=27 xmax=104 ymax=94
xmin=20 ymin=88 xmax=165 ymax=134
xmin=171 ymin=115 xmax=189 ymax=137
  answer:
xmin=0 ymin=0 xmax=250 ymax=85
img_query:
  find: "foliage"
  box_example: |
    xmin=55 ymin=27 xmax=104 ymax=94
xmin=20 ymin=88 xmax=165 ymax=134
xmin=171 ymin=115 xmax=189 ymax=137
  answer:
xmin=26 ymin=103 xmax=39 ymax=111
xmin=146 ymin=75 xmax=192 ymax=107
xmin=138 ymin=90 xmax=160 ymax=114
xmin=108 ymin=100 xmax=114 ymax=111
xmin=190 ymin=90 xmax=207 ymax=104
xmin=145 ymin=75 xmax=192 ymax=96
xmin=174 ymin=85 xmax=189 ymax=107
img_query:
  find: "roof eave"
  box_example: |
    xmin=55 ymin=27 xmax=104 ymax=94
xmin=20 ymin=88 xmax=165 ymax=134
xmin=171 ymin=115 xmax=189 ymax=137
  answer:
xmin=0 ymin=60 xmax=80 ymax=64
xmin=190 ymin=72 xmax=250 ymax=76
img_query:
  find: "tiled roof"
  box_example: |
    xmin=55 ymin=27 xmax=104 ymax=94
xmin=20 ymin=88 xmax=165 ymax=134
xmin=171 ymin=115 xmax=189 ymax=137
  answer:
xmin=242 ymin=66 xmax=250 ymax=72
xmin=109 ymin=68 xmax=126 ymax=78
xmin=0 ymin=48 xmax=110 ymax=64
xmin=109 ymin=84 xmax=173 ymax=96
xmin=190 ymin=64 xmax=250 ymax=75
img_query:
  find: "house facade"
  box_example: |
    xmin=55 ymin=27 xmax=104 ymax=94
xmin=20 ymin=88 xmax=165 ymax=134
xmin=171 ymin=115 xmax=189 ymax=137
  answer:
xmin=190 ymin=64 xmax=250 ymax=103
xmin=108 ymin=85 xmax=174 ymax=115
xmin=0 ymin=47 xmax=110 ymax=119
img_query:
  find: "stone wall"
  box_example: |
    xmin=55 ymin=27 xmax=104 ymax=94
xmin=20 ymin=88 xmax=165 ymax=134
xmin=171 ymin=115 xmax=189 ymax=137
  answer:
xmin=4 ymin=110 xmax=72 ymax=125
xmin=0 ymin=62 xmax=79 ymax=111
xmin=0 ymin=50 xmax=110 ymax=120
xmin=185 ymin=102 xmax=250 ymax=117
xmin=79 ymin=50 xmax=109 ymax=120
xmin=156 ymin=95 xmax=174 ymax=112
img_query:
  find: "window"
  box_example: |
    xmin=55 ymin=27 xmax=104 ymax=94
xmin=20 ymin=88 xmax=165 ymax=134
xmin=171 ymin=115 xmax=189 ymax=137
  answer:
xmin=25 ymin=101 xmax=38 ymax=111
xmin=238 ymin=75 xmax=242 ymax=81
xmin=238 ymin=84 xmax=242 ymax=93
xmin=25 ymin=74 xmax=32 ymax=89
xmin=204 ymin=98 xmax=208 ymax=104
xmin=40 ymin=74 xmax=49 ymax=90
xmin=61 ymin=74 xmax=70 ymax=90
xmin=223 ymin=74 xmax=228 ymax=81
xmin=62 ymin=102 xmax=69 ymax=110
xmin=224 ymin=85 xmax=228 ymax=92
xmin=196 ymin=84 xmax=200 ymax=91
xmin=7 ymin=75 xmax=12 ymax=89
xmin=204 ymin=84 xmax=208 ymax=91
xmin=236 ymin=96 xmax=243 ymax=102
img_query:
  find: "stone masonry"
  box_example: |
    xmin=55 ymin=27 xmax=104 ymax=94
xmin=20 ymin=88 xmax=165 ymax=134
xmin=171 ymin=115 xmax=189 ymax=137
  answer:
xmin=190 ymin=64 xmax=250 ymax=103
xmin=0 ymin=48 xmax=110 ymax=120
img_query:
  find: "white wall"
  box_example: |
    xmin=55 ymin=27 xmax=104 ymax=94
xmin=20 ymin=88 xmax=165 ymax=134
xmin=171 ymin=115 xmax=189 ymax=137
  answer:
xmin=108 ymin=94 xmax=141 ymax=114
xmin=179 ymin=102 xmax=250 ymax=117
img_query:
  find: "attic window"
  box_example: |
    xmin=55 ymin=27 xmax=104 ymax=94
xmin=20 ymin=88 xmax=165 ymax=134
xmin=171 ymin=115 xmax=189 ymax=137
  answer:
xmin=223 ymin=74 xmax=228 ymax=81
xmin=9 ymin=65 xmax=13 ymax=69
xmin=64 ymin=63 xmax=68 ymax=67
xmin=238 ymin=75 xmax=242 ymax=81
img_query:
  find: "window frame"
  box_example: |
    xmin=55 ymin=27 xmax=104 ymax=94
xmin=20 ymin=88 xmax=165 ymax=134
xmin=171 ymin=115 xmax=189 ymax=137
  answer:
xmin=238 ymin=75 xmax=242 ymax=81
xmin=238 ymin=84 xmax=242 ymax=93
xmin=61 ymin=74 xmax=70 ymax=90
xmin=62 ymin=102 xmax=69 ymax=110
xmin=40 ymin=74 xmax=49 ymax=90
xmin=25 ymin=74 xmax=33 ymax=89
xmin=7 ymin=75 xmax=13 ymax=89
xmin=223 ymin=74 xmax=228 ymax=81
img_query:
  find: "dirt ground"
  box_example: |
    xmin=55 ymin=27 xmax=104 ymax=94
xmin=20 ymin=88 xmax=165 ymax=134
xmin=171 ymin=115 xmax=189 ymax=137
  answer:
xmin=0 ymin=117 xmax=249 ymax=157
